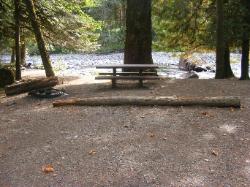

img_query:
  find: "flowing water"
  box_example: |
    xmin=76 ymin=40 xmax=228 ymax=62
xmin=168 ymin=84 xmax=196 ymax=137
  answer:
xmin=0 ymin=52 xmax=245 ymax=79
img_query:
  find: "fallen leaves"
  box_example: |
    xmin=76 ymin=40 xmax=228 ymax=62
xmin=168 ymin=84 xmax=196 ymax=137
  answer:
xmin=230 ymin=107 xmax=235 ymax=112
xmin=89 ymin=149 xmax=97 ymax=156
xmin=211 ymin=150 xmax=219 ymax=156
xmin=201 ymin=111 xmax=214 ymax=117
xmin=42 ymin=164 xmax=54 ymax=173
xmin=148 ymin=133 xmax=155 ymax=138
xmin=201 ymin=111 xmax=209 ymax=116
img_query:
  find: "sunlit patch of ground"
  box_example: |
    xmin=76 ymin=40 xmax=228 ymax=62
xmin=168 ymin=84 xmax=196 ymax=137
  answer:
xmin=219 ymin=124 xmax=238 ymax=134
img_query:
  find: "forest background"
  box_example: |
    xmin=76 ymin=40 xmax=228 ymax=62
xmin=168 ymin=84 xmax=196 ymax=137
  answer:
xmin=1 ymin=0 xmax=246 ymax=55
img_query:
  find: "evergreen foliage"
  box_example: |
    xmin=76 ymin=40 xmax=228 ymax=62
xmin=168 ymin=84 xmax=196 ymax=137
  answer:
xmin=0 ymin=0 xmax=249 ymax=54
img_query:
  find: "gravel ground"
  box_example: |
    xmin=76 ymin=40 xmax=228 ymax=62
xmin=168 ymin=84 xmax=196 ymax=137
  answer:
xmin=0 ymin=77 xmax=250 ymax=186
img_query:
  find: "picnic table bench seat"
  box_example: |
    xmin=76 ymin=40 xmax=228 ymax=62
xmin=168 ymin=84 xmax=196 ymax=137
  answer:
xmin=95 ymin=64 xmax=160 ymax=88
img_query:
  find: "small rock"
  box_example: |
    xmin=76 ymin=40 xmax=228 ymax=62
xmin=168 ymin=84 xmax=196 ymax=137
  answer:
xmin=194 ymin=67 xmax=207 ymax=72
xmin=182 ymin=72 xmax=199 ymax=79
xmin=188 ymin=73 xmax=199 ymax=79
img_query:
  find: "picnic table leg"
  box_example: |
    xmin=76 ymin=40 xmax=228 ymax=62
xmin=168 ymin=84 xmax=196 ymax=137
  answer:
xmin=139 ymin=69 xmax=143 ymax=87
xmin=112 ymin=68 xmax=117 ymax=88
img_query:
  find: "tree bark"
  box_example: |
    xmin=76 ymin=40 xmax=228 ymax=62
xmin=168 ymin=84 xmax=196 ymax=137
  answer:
xmin=240 ymin=0 xmax=250 ymax=80
xmin=14 ymin=0 xmax=21 ymax=80
xmin=240 ymin=38 xmax=249 ymax=80
xmin=215 ymin=0 xmax=225 ymax=79
xmin=224 ymin=42 xmax=234 ymax=78
xmin=5 ymin=77 xmax=59 ymax=96
xmin=53 ymin=96 xmax=241 ymax=108
xmin=20 ymin=37 xmax=26 ymax=65
xmin=24 ymin=0 xmax=55 ymax=77
xmin=124 ymin=0 xmax=153 ymax=65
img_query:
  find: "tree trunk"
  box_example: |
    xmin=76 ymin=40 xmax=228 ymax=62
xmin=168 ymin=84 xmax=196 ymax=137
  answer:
xmin=24 ymin=0 xmax=55 ymax=77
xmin=240 ymin=0 xmax=250 ymax=80
xmin=20 ymin=39 xmax=26 ymax=65
xmin=5 ymin=77 xmax=59 ymax=96
xmin=120 ymin=0 xmax=126 ymax=27
xmin=53 ymin=96 xmax=241 ymax=108
xmin=124 ymin=0 xmax=153 ymax=65
xmin=240 ymin=38 xmax=249 ymax=80
xmin=14 ymin=0 xmax=21 ymax=80
xmin=215 ymin=0 xmax=225 ymax=79
xmin=224 ymin=42 xmax=234 ymax=78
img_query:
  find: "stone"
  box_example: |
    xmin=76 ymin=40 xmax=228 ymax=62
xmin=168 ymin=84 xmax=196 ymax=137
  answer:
xmin=181 ymin=72 xmax=199 ymax=79
xmin=179 ymin=53 xmax=212 ymax=72
xmin=188 ymin=73 xmax=199 ymax=79
xmin=194 ymin=66 xmax=207 ymax=72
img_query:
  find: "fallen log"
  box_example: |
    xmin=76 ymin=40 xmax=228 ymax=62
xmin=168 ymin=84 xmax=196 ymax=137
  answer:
xmin=53 ymin=96 xmax=241 ymax=108
xmin=5 ymin=77 xmax=59 ymax=96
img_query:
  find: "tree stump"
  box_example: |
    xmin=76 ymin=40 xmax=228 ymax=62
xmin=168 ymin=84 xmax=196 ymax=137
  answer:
xmin=0 ymin=68 xmax=15 ymax=88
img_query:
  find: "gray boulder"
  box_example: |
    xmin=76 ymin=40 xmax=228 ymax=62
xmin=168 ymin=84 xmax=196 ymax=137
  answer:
xmin=179 ymin=53 xmax=209 ymax=72
xmin=181 ymin=72 xmax=199 ymax=79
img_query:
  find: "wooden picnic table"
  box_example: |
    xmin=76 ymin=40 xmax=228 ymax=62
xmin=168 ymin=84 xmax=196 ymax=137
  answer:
xmin=95 ymin=64 xmax=160 ymax=88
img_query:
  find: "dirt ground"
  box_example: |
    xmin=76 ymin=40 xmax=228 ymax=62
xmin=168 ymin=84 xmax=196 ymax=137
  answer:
xmin=0 ymin=75 xmax=250 ymax=187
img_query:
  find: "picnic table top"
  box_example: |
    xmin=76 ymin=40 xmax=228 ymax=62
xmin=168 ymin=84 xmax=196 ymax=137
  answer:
xmin=96 ymin=64 xmax=159 ymax=69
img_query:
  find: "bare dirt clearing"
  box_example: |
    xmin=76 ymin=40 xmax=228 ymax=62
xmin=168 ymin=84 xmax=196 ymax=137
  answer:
xmin=0 ymin=77 xmax=250 ymax=186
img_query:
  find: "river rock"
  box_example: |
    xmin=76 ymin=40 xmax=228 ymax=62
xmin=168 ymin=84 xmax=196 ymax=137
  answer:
xmin=0 ymin=68 xmax=15 ymax=87
xmin=181 ymin=72 xmax=199 ymax=79
xmin=179 ymin=53 xmax=208 ymax=72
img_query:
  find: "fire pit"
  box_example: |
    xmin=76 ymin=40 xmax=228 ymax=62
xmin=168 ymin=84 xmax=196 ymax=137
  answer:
xmin=29 ymin=88 xmax=66 ymax=98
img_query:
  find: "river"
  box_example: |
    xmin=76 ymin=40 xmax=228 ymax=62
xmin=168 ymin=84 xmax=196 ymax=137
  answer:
xmin=0 ymin=52 xmax=245 ymax=79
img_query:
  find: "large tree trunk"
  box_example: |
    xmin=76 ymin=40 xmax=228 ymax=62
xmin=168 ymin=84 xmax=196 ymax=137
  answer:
xmin=240 ymin=0 xmax=250 ymax=80
xmin=240 ymin=38 xmax=249 ymax=80
xmin=24 ymin=0 xmax=55 ymax=77
xmin=53 ymin=96 xmax=241 ymax=108
xmin=20 ymin=37 xmax=26 ymax=65
xmin=224 ymin=42 xmax=234 ymax=78
xmin=14 ymin=0 xmax=21 ymax=80
xmin=5 ymin=77 xmax=59 ymax=96
xmin=124 ymin=0 xmax=153 ymax=65
xmin=215 ymin=0 xmax=225 ymax=79
xmin=120 ymin=0 xmax=126 ymax=27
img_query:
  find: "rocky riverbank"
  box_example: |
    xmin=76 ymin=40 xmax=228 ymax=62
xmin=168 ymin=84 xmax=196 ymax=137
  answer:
xmin=0 ymin=52 xmax=245 ymax=79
